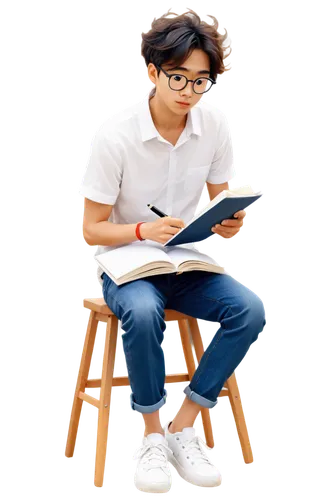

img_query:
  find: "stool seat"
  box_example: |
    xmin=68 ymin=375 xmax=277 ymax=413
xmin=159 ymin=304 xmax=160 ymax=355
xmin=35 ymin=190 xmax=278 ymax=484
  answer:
xmin=84 ymin=297 xmax=194 ymax=321
xmin=65 ymin=296 xmax=254 ymax=487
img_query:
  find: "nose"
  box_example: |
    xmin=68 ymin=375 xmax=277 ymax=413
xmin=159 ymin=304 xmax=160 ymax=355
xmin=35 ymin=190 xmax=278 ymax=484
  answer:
xmin=180 ymin=80 xmax=195 ymax=98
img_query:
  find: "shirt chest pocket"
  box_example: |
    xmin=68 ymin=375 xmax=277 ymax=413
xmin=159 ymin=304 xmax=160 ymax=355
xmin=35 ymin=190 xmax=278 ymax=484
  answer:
xmin=185 ymin=164 xmax=211 ymax=193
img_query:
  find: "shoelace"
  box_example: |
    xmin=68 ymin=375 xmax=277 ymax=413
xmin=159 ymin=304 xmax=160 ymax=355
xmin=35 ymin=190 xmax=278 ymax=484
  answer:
xmin=132 ymin=441 xmax=172 ymax=472
xmin=182 ymin=435 xmax=213 ymax=466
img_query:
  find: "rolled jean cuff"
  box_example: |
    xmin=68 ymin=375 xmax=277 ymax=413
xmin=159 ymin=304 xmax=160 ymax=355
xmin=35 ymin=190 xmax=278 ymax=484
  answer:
xmin=130 ymin=388 xmax=168 ymax=414
xmin=183 ymin=385 xmax=218 ymax=409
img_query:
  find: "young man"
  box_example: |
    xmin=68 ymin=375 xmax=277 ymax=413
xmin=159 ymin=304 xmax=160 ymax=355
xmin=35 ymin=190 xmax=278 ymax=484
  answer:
xmin=79 ymin=9 xmax=266 ymax=493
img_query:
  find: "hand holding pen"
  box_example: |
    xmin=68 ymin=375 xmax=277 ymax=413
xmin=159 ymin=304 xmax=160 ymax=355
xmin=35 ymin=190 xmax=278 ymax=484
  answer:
xmin=138 ymin=203 xmax=186 ymax=245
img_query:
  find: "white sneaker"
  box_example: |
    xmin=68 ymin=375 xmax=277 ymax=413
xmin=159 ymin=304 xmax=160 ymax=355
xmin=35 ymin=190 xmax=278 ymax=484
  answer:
xmin=163 ymin=420 xmax=222 ymax=487
xmin=133 ymin=432 xmax=173 ymax=493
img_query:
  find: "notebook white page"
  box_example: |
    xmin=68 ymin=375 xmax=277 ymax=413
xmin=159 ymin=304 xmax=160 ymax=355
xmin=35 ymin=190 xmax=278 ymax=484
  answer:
xmin=165 ymin=246 xmax=220 ymax=268
xmin=95 ymin=241 xmax=171 ymax=279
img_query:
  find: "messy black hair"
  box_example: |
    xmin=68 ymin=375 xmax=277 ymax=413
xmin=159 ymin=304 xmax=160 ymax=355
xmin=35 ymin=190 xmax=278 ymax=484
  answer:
xmin=141 ymin=8 xmax=231 ymax=98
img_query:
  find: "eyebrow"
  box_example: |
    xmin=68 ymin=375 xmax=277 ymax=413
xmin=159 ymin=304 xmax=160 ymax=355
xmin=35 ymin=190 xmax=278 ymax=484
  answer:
xmin=167 ymin=66 xmax=210 ymax=75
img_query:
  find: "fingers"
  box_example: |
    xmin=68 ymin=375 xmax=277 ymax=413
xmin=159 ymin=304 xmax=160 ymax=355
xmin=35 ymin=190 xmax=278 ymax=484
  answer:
xmin=176 ymin=218 xmax=186 ymax=228
xmin=234 ymin=210 xmax=246 ymax=219
xmin=221 ymin=218 xmax=243 ymax=227
xmin=222 ymin=210 xmax=246 ymax=226
xmin=212 ymin=225 xmax=240 ymax=241
xmin=212 ymin=225 xmax=240 ymax=235
xmin=167 ymin=217 xmax=185 ymax=229
xmin=162 ymin=226 xmax=179 ymax=235
xmin=211 ymin=230 xmax=239 ymax=239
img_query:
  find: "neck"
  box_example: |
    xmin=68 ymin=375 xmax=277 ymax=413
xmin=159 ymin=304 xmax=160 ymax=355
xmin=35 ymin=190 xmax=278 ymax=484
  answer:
xmin=149 ymin=94 xmax=187 ymax=131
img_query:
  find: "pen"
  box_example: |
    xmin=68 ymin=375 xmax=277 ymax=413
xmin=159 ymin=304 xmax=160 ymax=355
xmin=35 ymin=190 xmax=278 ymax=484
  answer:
xmin=147 ymin=203 xmax=170 ymax=218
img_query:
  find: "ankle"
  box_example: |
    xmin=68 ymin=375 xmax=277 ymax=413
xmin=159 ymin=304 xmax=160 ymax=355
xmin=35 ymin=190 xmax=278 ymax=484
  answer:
xmin=144 ymin=428 xmax=165 ymax=438
xmin=142 ymin=408 xmax=163 ymax=437
xmin=146 ymin=429 xmax=164 ymax=436
xmin=168 ymin=421 xmax=181 ymax=434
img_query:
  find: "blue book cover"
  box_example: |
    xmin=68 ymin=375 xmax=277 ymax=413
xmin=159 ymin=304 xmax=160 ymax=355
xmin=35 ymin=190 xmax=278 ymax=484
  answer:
xmin=163 ymin=187 xmax=263 ymax=247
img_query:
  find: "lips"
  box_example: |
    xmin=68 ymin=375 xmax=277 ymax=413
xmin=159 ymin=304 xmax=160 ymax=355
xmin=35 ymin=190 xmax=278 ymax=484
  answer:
xmin=176 ymin=101 xmax=190 ymax=106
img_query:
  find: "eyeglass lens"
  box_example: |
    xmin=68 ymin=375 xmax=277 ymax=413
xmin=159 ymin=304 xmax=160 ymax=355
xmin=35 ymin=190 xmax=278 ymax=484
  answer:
xmin=169 ymin=75 xmax=212 ymax=93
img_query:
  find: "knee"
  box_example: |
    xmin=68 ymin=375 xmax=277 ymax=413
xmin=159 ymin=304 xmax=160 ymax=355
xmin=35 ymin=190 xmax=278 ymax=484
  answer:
xmin=231 ymin=289 xmax=267 ymax=343
xmin=121 ymin=299 xmax=166 ymax=337
xmin=129 ymin=299 xmax=164 ymax=322
xmin=247 ymin=293 xmax=266 ymax=341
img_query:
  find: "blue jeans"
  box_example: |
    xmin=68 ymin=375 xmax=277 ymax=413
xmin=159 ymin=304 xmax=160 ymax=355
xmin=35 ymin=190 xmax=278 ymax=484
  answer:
xmin=102 ymin=270 xmax=266 ymax=414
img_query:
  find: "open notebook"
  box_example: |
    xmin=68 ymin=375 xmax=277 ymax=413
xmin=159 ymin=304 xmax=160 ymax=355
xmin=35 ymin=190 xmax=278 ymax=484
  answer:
xmin=95 ymin=241 xmax=226 ymax=286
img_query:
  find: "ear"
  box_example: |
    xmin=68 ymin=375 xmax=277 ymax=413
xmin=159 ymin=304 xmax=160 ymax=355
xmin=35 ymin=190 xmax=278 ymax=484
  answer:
xmin=146 ymin=63 xmax=158 ymax=85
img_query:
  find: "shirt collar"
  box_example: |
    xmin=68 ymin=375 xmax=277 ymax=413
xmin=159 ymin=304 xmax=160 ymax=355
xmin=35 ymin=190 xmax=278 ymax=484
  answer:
xmin=138 ymin=93 xmax=202 ymax=143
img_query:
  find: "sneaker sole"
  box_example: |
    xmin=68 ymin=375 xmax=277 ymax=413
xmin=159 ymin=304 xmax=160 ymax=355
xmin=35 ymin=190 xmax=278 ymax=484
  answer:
xmin=134 ymin=477 xmax=172 ymax=493
xmin=134 ymin=467 xmax=172 ymax=493
xmin=168 ymin=453 xmax=221 ymax=487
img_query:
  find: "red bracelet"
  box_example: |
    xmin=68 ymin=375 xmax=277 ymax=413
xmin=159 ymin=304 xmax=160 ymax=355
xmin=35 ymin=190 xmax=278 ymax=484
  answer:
xmin=135 ymin=222 xmax=146 ymax=241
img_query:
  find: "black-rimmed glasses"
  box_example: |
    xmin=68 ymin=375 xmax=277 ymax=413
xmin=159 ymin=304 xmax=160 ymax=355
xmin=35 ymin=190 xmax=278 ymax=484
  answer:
xmin=156 ymin=64 xmax=216 ymax=94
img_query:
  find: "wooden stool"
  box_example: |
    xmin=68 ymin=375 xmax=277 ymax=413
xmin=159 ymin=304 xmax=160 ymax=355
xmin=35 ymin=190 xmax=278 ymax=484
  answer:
xmin=65 ymin=298 xmax=253 ymax=487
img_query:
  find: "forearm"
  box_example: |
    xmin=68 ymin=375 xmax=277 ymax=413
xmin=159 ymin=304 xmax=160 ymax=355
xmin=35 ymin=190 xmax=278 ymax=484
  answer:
xmin=86 ymin=221 xmax=145 ymax=246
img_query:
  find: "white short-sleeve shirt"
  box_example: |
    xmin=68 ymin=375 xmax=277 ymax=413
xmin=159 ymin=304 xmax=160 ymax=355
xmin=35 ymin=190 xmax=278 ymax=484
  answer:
xmin=79 ymin=92 xmax=236 ymax=286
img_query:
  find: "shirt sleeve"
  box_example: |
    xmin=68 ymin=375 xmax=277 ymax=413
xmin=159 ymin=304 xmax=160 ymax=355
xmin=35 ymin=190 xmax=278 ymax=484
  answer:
xmin=206 ymin=111 xmax=236 ymax=184
xmin=79 ymin=127 xmax=123 ymax=205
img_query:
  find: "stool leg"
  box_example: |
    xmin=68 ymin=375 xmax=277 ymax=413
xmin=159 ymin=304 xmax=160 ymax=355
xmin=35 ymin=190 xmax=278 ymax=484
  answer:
xmin=225 ymin=372 xmax=253 ymax=463
xmin=186 ymin=317 xmax=214 ymax=448
xmin=177 ymin=319 xmax=216 ymax=448
xmin=65 ymin=310 xmax=98 ymax=458
xmin=94 ymin=315 xmax=118 ymax=487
